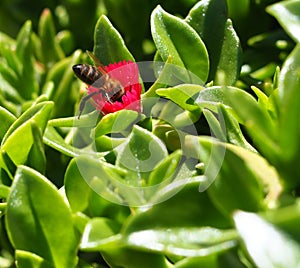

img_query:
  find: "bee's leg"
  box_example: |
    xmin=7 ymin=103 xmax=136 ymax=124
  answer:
xmin=100 ymin=90 xmax=113 ymax=103
xmin=78 ymin=91 xmax=98 ymax=119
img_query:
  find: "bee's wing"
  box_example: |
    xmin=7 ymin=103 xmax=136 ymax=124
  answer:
xmin=86 ymin=51 xmax=107 ymax=74
xmin=86 ymin=50 xmax=104 ymax=69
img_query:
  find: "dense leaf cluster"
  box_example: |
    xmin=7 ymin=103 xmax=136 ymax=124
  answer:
xmin=0 ymin=0 xmax=300 ymax=267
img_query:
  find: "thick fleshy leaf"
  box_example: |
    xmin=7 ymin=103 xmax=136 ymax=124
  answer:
xmin=194 ymin=136 xmax=280 ymax=214
xmin=143 ymin=56 xmax=173 ymax=99
xmin=0 ymin=33 xmax=19 ymax=74
xmin=38 ymin=9 xmax=64 ymax=68
xmin=234 ymin=211 xmax=300 ymax=268
xmin=46 ymin=50 xmax=81 ymax=117
xmin=116 ymin=125 xmax=168 ymax=172
xmin=93 ymin=110 xmax=144 ymax=137
xmin=277 ymin=44 xmax=300 ymax=187
xmin=154 ymin=101 xmax=200 ymax=129
xmin=174 ymin=255 xmax=218 ymax=268
xmin=93 ymin=15 xmax=135 ymax=65
xmin=65 ymin=154 xmax=143 ymax=206
xmin=156 ymin=84 xmax=202 ymax=127
xmin=16 ymin=21 xmax=39 ymax=100
xmin=15 ymin=250 xmax=54 ymax=268
xmin=6 ymin=166 xmax=78 ymax=268
xmin=1 ymin=101 xmax=53 ymax=166
xmin=148 ymin=150 xmax=182 ymax=186
xmin=151 ymin=5 xmax=209 ymax=84
xmin=65 ymin=157 xmax=130 ymax=224
xmin=26 ymin=122 xmax=46 ymax=174
xmin=186 ymin=0 xmax=241 ymax=85
xmin=125 ymin=227 xmax=237 ymax=257
xmin=214 ymin=19 xmax=242 ymax=85
xmin=64 ymin=157 xmax=91 ymax=212
xmin=0 ymin=184 xmax=10 ymax=199
xmin=195 ymin=86 xmax=229 ymax=113
xmin=102 ymin=246 xmax=170 ymax=268
xmin=1 ymin=150 xmax=16 ymax=180
xmin=203 ymin=109 xmax=226 ymax=141
xmin=267 ymin=0 xmax=300 ymax=43
xmin=217 ymin=104 xmax=256 ymax=152
xmin=196 ymin=86 xmax=278 ymax=159
xmin=0 ymin=106 xmax=16 ymax=142
xmin=43 ymin=126 xmax=103 ymax=158
xmin=221 ymin=86 xmax=278 ymax=162
xmin=156 ymin=84 xmax=203 ymax=112
xmin=123 ymin=177 xmax=230 ymax=233
xmin=80 ymin=217 xmax=121 ymax=249
xmin=81 ymin=202 xmax=230 ymax=266
xmin=0 ymin=60 xmax=20 ymax=95
xmin=48 ymin=110 xmax=99 ymax=128
xmin=262 ymin=200 xmax=300 ymax=241
xmin=95 ymin=135 xmax=126 ymax=152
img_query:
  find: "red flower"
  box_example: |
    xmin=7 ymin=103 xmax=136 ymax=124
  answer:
xmin=86 ymin=60 xmax=142 ymax=115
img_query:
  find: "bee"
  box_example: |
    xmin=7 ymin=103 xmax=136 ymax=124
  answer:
xmin=72 ymin=52 xmax=125 ymax=118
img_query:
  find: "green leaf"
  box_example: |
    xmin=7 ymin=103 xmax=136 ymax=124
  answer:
xmin=95 ymin=135 xmax=126 ymax=152
xmin=153 ymin=100 xmax=200 ymax=128
xmin=80 ymin=217 xmax=121 ymax=248
xmin=143 ymin=56 xmax=174 ymax=99
xmin=234 ymin=211 xmax=300 ymax=268
xmin=174 ymin=255 xmax=218 ymax=268
xmin=221 ymin=86 xmax=278 ymax=162
xmin=0 ymin=184 xmax=10 ymax=199
xmin=64 ymin=158 xmax=91 ymax=212
xmin=65 ymin=157 xmax=130 ymax=224
xmin=186 ymin=0 xmax=241 ymax=85
xmin=15 ymin=250 xmax=54 ymax=268
xmin=93 ymin=110 xmax=144 ymax=138
xmin=93 ymin=15 xmax=135 ymax=65
xmin=27 ymin=122 xmax=46 ymax=174
xmin=156 ymin=84 xmax=203 ymax=112
xmin=195 ymin=86 xmax=228 ymax=113
xmin=217 ymin=104 xmax=256 ymax=152
xmin=0 ymin=59 xmax=20 ymax=92
xmin=6 ymin=166 xmax=78 ymax=268
xmin=48 ymin=110 xmax=99 ymax=128
xmin=148 ymin=150 xmax=182 ymax=186
xmin=267 ymin=0 xmax=300 ymax=43
xmin=0 ymin=106 xmax=16 ymax=142
xmin=1 ymin=150 xmax=16 ymax=180
xmin=43 ymin=126 xmax=92 ymax=158
xmin=262 ymin=200 xmax=300 ymax=242
xmin=195 ymin=136 xmax=280 ymax=214
xmin=81 ymin=227 xmax=169 ymax=268
xmin=102 ymin=246 xmax=170 ymax=268
xmin=56 ymin=30 xmax=75 ymax=56
xmin=16 ymin=21 xmax=32 ymax=62
xmin=277 ymin=44 xmax=300 ymax=179
xmin=47 ymin=50 xmax=82 ymax=117
xmin=38 ymin=9 xmax=64 ymax=68
xmin=15 ymin=20 xmax=39 ymax=100
xmin=0 ymin=33 xmax=19 ymax=74
xmin=214 ymin=19 xmax=242 ymax=85
xmin=151 ymin=5 xmax=209 ymax=84
xmin=64 ymin=154 xmax=131 ymax=206
xmin=1 ymin=102 xmax=53 ymax=165
xmin=116 ymin=125 xmax=168 ymax=184
xmin=155 ymin=84 xmax=203 ymax=127
xmin=125 ymin=227 xmax=237 ymax=257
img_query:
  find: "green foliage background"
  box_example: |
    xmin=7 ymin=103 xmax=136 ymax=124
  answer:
xmin=1 ymin=0 xmax=300 ymax=267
